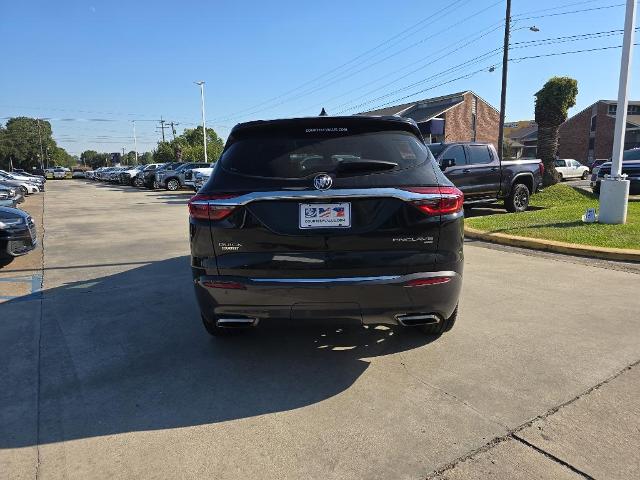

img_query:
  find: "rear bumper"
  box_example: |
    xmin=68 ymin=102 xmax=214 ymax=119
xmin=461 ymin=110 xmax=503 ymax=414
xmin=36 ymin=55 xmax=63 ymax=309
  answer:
xmin=192 ymin=270 xmax=462 ymax=326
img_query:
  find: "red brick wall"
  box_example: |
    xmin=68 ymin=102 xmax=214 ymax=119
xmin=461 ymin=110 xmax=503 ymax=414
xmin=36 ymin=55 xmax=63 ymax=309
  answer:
xmin=476 ymin=99 xmax=499 ymax=146
xmin=557 ymin=105 xmax=592 ymax=162
xmin=444 ymin=96 xmax=472 ymax=142
xmin=594 ymin=102 xmax=615 ymax=159
xmin=443 ymin=93 xmax=499 ymax=146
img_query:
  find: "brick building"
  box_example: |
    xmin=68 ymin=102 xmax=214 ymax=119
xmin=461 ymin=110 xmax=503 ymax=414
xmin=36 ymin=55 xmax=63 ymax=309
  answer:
xmin=558 ymin=100 xmax=640 ymax=165
xmin=360 ymin=91 xmax=499 ymax=146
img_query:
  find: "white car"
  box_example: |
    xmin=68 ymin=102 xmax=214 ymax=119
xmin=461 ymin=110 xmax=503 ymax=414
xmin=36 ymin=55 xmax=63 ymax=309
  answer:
xmin=0 ymin=171 xmax=42 ymax=195
xmin=52 ymin=168 xmax=66 ymax=179
xmin=186 ymin=167 xmax=213 ymax=191
xmin=555 ymin=159 xmax=590 ymax=180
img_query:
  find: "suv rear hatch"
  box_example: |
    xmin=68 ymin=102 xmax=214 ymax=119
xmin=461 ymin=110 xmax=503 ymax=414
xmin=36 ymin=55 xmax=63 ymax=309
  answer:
xmin=190 ymin=117 xmax=461 ymax=279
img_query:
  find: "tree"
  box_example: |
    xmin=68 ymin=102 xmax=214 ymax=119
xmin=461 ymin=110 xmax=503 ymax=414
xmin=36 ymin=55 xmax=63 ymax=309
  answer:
xmin=535 ymin=77 xmax=578 ymax=185
xmin=152 ymin=126 xmax=224 ymax=163
xmin=80 ymin=150 xmax=110 ymax=169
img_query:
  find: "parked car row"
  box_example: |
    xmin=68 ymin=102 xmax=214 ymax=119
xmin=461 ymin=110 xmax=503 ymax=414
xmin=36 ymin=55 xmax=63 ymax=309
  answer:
xmin=84 ymin=162 xmax=215 ymax=192
xmin=0 ymin=170 xmax=46 ymax=196
xmin=591 ymin=148 xmax=640 ymax=195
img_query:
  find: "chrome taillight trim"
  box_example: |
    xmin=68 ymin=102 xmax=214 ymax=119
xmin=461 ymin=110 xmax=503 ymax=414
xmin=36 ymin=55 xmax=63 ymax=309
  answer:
xmin=198 ymin=188 xmax=444 ymax=206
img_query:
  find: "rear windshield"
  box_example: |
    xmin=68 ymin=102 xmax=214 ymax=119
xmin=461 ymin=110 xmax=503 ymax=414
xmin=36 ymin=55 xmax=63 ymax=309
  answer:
xmin=220 ymin=130 xmax=429 ymax=179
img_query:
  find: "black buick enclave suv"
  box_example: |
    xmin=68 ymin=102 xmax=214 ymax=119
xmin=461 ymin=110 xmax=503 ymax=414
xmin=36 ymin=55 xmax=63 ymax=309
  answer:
xmin=188 ymin=116 xmax=464 ymax=336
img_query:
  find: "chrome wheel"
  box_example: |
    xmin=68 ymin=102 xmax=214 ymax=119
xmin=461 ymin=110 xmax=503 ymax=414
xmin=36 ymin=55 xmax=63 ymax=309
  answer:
xmin=167 ymin=179 xmax=179 ymax=191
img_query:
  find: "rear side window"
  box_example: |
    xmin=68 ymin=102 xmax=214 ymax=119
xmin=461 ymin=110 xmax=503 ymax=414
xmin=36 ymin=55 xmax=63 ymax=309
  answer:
xmin=555 ymin=160 xmax=566 ymax=167
xmin=220 ymin=130 xmax=430 ymax=179
xmin=467 ymin=145 xmax=493 ymax=165
xmin=442 ymin=145 xmax=466 ymax=166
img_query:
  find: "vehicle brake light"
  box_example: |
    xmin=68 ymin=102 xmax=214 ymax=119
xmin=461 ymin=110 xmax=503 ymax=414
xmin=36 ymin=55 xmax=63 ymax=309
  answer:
xmin=538 ymin=162 xmax=545 ymax=177
xmin=402 ymin=186 xmax=464 ymax=215
xmin=188 ymin=194 xmax=239 ymax=221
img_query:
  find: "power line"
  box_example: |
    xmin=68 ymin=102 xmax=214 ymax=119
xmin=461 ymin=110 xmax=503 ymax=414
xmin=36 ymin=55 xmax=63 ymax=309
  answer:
xmin=210 ymin=0 xmax=503 ymax=123
xmin=510 ymin=43 xmax=638 ymax=61
xmin=293 ymin=21 xmax=506 ymax=116
xmin=512 ymin=0 xmax=614 ymax=17
xmin=515 ymin=3 xmax=626 ymax=21
xmin=333 ymin=48 xmax=503 ymax=114
xmin=206 ymin=0 xmax=475 ymax=123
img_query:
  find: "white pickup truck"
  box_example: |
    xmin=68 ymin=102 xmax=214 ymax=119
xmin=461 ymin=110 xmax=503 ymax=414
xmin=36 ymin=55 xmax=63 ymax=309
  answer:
xmin=185 ymin=167 xmax=214 ymax=191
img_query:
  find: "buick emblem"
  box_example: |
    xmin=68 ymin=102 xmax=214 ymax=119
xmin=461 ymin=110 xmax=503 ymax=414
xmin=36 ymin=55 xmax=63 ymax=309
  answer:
xmin=313 ymin=174 xmax=333 ymax=190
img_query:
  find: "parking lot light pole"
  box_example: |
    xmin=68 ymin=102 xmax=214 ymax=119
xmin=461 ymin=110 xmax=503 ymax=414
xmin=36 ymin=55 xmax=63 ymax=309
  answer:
xmin=195 ymin=81 xmax=208 ymax=163
xmin=132 ymin=121 xmax=138 ymax=164
xmin=599 ymin=0 xmax=635 ymax=224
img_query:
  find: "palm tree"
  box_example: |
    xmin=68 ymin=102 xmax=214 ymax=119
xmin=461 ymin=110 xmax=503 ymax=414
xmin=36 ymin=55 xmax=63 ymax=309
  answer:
xmin=535 ymin=77 xmax=578 ymax=185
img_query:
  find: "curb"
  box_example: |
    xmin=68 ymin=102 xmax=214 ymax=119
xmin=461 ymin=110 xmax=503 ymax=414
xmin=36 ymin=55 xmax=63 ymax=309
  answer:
xmin=464 ymin=226 xmax=640 ymax=262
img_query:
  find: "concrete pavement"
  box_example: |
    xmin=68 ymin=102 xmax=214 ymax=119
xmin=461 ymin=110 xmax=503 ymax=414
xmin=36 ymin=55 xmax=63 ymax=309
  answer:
xmin=1 ymin=180 xmax=639 ymax=479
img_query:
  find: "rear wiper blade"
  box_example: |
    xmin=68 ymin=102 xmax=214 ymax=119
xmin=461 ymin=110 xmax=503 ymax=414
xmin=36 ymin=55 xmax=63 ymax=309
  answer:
xmin=334 ymin=159 xmax=398 ymax=174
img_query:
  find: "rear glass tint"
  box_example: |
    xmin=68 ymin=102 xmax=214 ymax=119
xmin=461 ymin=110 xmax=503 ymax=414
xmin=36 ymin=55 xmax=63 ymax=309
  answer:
xmin=220 ymin=130 xmax=430 ymax=179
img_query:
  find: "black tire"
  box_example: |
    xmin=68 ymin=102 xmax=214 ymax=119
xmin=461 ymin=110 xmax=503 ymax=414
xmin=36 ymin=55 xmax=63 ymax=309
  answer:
xmin=557 ymin=172 xmax=563 ymax=182
xmin=133 ymin=176 xmax=143 ymax=188
xmin=505 ymin=182 xmax=530 ymax=213
xmin=20 ymin=186 xmax=28 ymax=196
xmin=581 ymin=171 xmax=589 ymax=180
xmin=166 ymin=178 xmax=180 ymax=191
xmin=420 ymin=305 xmax=458 ymax=335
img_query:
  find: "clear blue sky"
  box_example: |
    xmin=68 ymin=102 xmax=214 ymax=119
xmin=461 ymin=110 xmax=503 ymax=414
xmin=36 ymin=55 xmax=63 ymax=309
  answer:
xmin=1 ymin=0 xmax=638 ymax=155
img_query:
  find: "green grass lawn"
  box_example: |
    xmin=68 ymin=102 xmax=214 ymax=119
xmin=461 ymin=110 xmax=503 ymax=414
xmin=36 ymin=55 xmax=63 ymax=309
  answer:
xmin=466 ymin=184 xmax=640 ymax=250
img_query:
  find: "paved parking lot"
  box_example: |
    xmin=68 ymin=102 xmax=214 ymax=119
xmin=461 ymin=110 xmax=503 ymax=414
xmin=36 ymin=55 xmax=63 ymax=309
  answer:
xmin=1 ymin=180 xmax=639 ymax=479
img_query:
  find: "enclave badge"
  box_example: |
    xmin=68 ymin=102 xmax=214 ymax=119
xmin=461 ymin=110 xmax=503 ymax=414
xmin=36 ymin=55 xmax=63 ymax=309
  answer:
xmin=313 ymin=174 xmax=333 ymax=190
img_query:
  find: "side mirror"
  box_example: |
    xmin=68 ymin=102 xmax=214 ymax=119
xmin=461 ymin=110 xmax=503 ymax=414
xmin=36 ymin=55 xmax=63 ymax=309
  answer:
xmin=440 ymin=158 xmax=456 ymax=169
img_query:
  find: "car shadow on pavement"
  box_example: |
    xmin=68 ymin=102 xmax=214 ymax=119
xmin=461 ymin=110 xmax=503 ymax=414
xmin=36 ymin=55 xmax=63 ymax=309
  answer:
xmin=1 ymin=256 xmax=436 ymax=449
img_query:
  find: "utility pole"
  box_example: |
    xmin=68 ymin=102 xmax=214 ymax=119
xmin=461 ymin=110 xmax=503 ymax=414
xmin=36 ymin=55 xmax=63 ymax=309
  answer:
xmin=599 ymin=0 xmax=636 ymax=224
xmin=36 ymin=118 xmax=45 ymax=170
xmin=497 ymin=0 xmax=511 ymax=161
xmin=132 ymin=121 xmax=139 ymax=164
xmin=157 ymin=116 xmax=170 ymax=142
xmin=195 ymin=81 xmax=208 ymax=163
xmin=122 ymin=147 xmax=125 ymax=165
xmin=169 ymin=121 xmax=179 ymax=140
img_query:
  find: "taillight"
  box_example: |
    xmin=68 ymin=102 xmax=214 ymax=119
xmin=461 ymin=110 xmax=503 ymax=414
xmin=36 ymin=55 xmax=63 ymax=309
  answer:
xmin=538 ymin=162 xmax=545 ymax=177
xmin=402 ymin=186 xmax=464 ymax=215
xmin=188 ymin=194 xmax=239 ymax=221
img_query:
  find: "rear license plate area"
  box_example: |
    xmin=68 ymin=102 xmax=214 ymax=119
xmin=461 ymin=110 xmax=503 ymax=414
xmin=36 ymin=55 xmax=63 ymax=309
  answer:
xmin=299 ymin=202 xmax=351 ymax=229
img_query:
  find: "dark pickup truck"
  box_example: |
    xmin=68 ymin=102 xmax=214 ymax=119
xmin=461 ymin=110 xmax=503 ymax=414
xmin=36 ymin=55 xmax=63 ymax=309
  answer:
xmin=427 ymin=142 xmax=544 ymax=212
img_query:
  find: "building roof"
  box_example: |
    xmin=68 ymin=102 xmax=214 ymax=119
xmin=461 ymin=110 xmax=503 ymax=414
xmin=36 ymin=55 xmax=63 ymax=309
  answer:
xmin=359 ymin=91 xmax=471 ymax=122
xmin=508 ymin=123 xmax=538 ymax=141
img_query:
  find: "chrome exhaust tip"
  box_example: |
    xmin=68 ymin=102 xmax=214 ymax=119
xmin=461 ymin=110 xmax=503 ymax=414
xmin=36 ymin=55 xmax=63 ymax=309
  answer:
xmin=216 ymin=317 xmax=259 ymax=328
xmin=396 ymin=313 xmax=441 ymax=327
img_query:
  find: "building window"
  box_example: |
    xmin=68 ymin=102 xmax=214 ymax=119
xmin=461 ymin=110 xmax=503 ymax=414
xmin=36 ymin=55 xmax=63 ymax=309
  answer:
xmin=590 ymin=115 xmax=597 ymax=132
xmin=608 ymin=104 xmax=640 ymax=116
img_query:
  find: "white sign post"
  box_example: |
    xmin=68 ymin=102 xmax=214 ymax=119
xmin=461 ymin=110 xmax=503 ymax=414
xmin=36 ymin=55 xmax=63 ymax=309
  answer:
xmin=599 ymin=0 xmax=636 ymax=224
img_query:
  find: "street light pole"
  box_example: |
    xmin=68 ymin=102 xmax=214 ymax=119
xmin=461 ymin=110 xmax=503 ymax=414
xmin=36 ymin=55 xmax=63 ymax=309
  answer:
xmin=195 ymin=81 xmax=208 ymax=163
xmin=132 ymin=121 xmax=139 ymax=164
xmin=599 ymin=0 xmax=636 ymax=224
